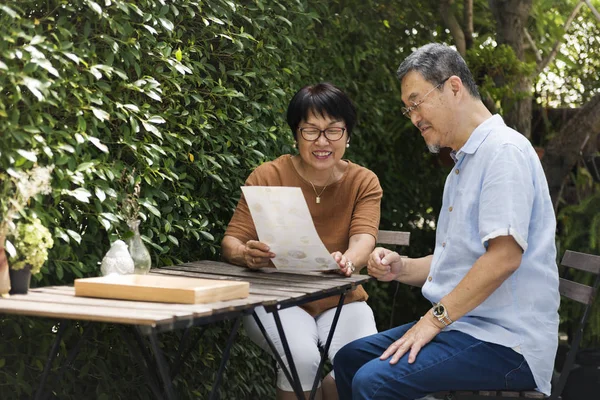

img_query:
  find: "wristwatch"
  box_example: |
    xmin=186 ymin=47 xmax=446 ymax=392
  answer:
xmin=432 ymin=302 xmax=454 ymax=327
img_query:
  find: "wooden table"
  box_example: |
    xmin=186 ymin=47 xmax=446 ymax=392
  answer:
xmin=0 ymin=261 xmax=371 ymax=400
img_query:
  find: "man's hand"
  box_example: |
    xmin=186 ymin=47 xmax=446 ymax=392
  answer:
xmin=380 ymin=315 xmax=442 ymax=364
xmin=243 ymin=240 xmax=275 ymax=269
xmin=367 ymin=247 xmax=404 ymax=281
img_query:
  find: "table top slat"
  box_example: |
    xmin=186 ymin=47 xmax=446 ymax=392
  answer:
xmin=16 ymin=290 xmax=214 ymax=317
xmin=164 ymin=264 xmax=338 ymax=286
xmin=151 ymin=270 xmax=316 ymax=299
xmin=0 ymin=298 xmax=175 ymax=326
xmin=30 ymin=287 xmax=281 ymax=315
xmin=177 ymin=261 xmax=370 ymax=285
xmin=151 ymin=268 xmax=337 ymax=294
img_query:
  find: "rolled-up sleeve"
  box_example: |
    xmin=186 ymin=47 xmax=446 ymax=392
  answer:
xmin=478 ymin=144 xmax=534 ymax=251
xmin=349 ymin=172 xmax=382 ymax=239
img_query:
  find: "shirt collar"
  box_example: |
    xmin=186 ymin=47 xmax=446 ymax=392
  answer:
xmin=450 ymin=114 xmax=503 ymax=162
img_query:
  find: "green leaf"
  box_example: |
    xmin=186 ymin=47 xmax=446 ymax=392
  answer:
xmin=141 ymin=202 xmax=161 ymax=217
xmin=0 ymin=5 xmax=18 ymax=19
xmin=89 ymin=137 xmax=109 ymax=153
xmin=66 ymin=229 xmax=82 ymax=244
xmin=16 ymin=149 xmax=38 ymax=162
xmin=87 ymin=0 xmax=102 ymax=15
xmin=200 ymin=231 xmax=214 ymax=241
xmin=91 ymin=107 xmax=110 ymax=121
xmin=76 ymin=162 xmax=95 ymax=172
xmin=159 ymin=18 xmax=174 ymax=31
xmin=68 ymin=188 xmax=93 ymax=203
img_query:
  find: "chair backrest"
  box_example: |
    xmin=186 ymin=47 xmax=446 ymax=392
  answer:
xmin=376 ymin=230 xmax=411 ymax=330
xmin=377 ymin=230 xmax=410 ymax=247
xmin=550 ymin=250 xmax=600 ymax=400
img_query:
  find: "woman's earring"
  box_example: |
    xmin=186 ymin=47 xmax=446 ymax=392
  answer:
xmin=293 ymin=142 xmax=297 ymax=149
xmin=346 ymin=142 xmax=350 ymax=148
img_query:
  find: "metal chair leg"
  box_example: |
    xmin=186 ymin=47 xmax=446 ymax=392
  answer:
xmin=34 ymin=320 xmax=69 ymax=400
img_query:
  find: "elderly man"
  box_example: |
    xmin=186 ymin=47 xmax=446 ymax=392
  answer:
xmin=334 ymin=43 xmax=559 ymax=400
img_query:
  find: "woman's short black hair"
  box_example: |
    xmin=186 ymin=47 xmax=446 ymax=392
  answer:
xmin=286 ymin=82 xmax=357 ymax=140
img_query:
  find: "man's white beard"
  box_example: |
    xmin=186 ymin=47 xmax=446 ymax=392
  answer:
xmin=427 ymin=143 xmax=440 ymax=153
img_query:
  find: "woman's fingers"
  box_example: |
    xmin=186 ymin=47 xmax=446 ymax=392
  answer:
xmin=245 ymin=240 xmax=275 ymax=269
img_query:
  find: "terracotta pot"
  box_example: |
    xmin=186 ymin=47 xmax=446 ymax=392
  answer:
xmin=9 ymin=265 xmax=32 ymax=295
xmin=0 ymin=237 xmax=11 ymax=296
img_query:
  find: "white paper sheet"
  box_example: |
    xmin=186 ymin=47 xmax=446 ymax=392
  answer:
xmin=241 ymin=186 xmax=339 ymax=271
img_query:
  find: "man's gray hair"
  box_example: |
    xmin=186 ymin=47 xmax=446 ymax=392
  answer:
xmin=396 ymin=43 xmax=480 ymax=99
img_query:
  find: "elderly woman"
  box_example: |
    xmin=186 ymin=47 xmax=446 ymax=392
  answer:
xmin=221 ymin=82 xmax=382 ymax=400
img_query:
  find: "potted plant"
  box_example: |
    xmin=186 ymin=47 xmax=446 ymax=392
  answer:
xmin=8 ymin=217 xmax=54 ymax=294
xmin=0 ymin=166 xmax=53 ymax=297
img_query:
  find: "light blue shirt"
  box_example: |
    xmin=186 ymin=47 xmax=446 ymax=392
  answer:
xmin=422 ymin=114 xmax=560 ymax=395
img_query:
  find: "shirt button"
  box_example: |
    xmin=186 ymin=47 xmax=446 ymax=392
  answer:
xmin=442 ymin=242 xmax=446 ymax=247
xmin=455 ymin=169 xmax=460 ymax=175
xmin=449 ymin=206 xmax=453 ymax=212
xmin=428 ymin=276 xmax=433 ymax=282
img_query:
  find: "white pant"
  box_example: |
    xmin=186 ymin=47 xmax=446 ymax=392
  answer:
xmin=244 ymin=301 xmax=377 ymax=392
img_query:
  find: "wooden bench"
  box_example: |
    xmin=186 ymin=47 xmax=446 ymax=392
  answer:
xmin=436 ymin=250 xmax=600 ymax=399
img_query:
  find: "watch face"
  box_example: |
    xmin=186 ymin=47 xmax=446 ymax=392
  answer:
xmin=433 ymin=303 xmax=445 ymax=317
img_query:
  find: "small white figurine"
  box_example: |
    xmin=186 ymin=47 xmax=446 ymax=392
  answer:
xmin=100 ymin=240 xmax=135 ymax=276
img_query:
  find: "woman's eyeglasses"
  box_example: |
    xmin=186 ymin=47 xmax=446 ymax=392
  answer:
xmin=299 ymin=127 xmax=346 ymax=142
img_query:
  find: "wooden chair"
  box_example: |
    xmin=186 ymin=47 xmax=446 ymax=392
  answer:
xmin=377 ymin=229 xmax=411 ymax=248
xmin=437 ymin=250 xmax=600 ymax=400
xmin=376 ymin=230 xmax=411 ymax=330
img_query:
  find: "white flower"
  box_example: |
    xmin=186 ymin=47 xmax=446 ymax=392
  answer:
xmin=15 ymin=165 xmax=54 ymax=200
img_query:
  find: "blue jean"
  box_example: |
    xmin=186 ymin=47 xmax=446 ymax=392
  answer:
xmin=334 ymin=321 xmax=536 ymax=400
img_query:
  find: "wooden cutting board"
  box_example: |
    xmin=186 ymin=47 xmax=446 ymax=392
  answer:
xmin=74 ymin=274 xmax=249 ymax=304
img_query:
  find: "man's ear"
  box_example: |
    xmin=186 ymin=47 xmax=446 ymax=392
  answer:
xmin=448 ymin=75 xmax=462 ymax=96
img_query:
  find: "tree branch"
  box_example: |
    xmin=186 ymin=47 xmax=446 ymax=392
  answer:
xmin=523 ymin=29 xmax=542 ymax=63
xmin=584 ymin=0 xmax=600 ymax=22
xmin=439 ymin=0 xmax=466 ymax=56
xmin=543 ymin=91 xmax=600 ymax=208
xmin=537 ymin=1 xmax=585 ymax=72
xmin=463 ymin=0 xmax=474 ymax=50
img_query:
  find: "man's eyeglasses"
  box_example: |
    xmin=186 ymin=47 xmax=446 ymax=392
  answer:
xmin=401 ymin=77 xmax=450 ymax=119
xmin=299 ymin=127 xmax=346 ymax=142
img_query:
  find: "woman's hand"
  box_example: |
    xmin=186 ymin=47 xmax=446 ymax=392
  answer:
xmin=331 ymin=251 xmax=354 ymax=277
xmin=244 ymin=240 xmax=275 ymax=269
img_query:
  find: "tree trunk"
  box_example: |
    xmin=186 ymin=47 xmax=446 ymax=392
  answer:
xmin=542 ymin=91 xmax=600 ymax=208
xmin=488 ymin=0 xmax=533 ymax=138
xmin=440 ymin=0 xmax=466 ymax=55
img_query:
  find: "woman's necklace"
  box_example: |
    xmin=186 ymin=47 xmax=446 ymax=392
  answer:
xmin=308 ymin=168 xmax=335 ymax=204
